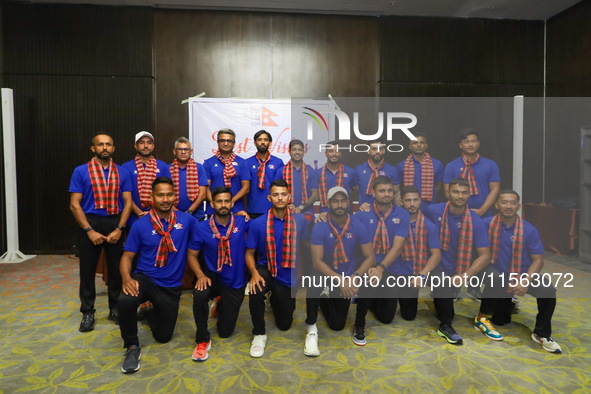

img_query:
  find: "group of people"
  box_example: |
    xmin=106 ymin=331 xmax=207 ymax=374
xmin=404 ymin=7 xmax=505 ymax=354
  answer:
xmin=69 ymin=127 xmax=561 ymax=374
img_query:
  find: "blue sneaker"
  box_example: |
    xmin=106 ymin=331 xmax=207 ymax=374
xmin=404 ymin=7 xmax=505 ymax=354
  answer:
xmin=474 ymin=317 xmax=503 ymax=341
xmin=437 ymin=324 xmax=463 ymax=345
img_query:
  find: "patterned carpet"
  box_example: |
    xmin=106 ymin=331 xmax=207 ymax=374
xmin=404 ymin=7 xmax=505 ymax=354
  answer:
xmin=1 ymin=255 xmax=590 ymax=393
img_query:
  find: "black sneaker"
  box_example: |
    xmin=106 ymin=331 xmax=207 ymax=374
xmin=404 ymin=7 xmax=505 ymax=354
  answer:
xmin=121 ymin=345 xmax=141 ymax=373
xmin=137 ymin=301 xmax=153 ymax=322
xmin=108 ymin=309 xmax=119 ymax=325
xmin=437 ymin=324 xmax=463 ymax=345
xmin=351 ymin=324 xmax=366 ymax=346
xmin=79 ymin=312 xmax=95 ymax=332
xmin=467 ymin=286 xmax=482 ymax=302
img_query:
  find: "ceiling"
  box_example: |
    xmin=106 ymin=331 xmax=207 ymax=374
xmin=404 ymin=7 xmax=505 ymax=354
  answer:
xmin=13 ymin=0 xmax=582 ymax=20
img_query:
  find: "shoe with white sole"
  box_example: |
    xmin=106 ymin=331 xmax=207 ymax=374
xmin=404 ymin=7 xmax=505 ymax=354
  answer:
xmin=532 ymin=333 xmax=562 ymax=353
xmin=250 ymin=335 xmax=267 ymax=358
xmin=474 ymin=317 xmax=503 ymax=341
xmin=304 ymin=332 xmax=319 ymax=357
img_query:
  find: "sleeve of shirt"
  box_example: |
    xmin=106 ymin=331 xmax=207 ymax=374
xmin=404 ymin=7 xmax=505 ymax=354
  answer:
xmin=68 ymin=167 xmax=84 ymax=193
xmin=443 ymin=162 xmax=455 ymax=184
xmin=311 ymin=223 xmax=325 ymax=246
xmin=350 ymin=168 xmax=360 ymax=188
xmin=488 ymin=160 xmax=501 ymax=183
xmin=355 ymin=219 xmax=373 ymax=245
xmin=472 ymin=215 xmax=491 ymax=248
xmin=119 ymin=166 xmax=133 ymax=192
xmin=203 ymin=160 xmax=212 ymax=180
xmin=159 ymin=163 xmax=172 ymax=179
xmin=188 ymin=223 xmax=203 ymax=251
xmin=396 ymin=211 xmax=410 ymax=238
xmin=526 ymin=225 xmax=544 ymax=255
xmin=426 ymin=204 xmax=438 ymax=225
xmin=300 ymin=217 xmax=311 ymax=242
xmin=197 ymin=164 xmax=209 ymax=185
xmin=244 ymin=217 xmax=252 ymax=232
xmin=396 ymin=162 xmax=404 ymax=182
xmin=273 ymin=161 xmax=285 ymax=180
xmin=245 ymin=221 xmax=260 ymax=249
xmin=425 ymin=219 xmax=441 ymax=250
xmin=308 ymin=166 xmax=319 ymax=189
xmin=434 ymin=160 xmax=444 ymax=182
xmin=124 ymin=224 xmax=141 ymax=253
xmin=391 ymin=166 xmax=400 ymax=185
xmin=239 ymin=161 xmax=251 ymax=181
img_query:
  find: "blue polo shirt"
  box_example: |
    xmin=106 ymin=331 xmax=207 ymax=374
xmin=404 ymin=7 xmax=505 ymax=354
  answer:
xmin=189 ymin=215 xmax=250 ymax=289
xmin=277 ymin=163 xmax=319 ymax=219
xmin=316 ymin=165 xmax=359 ymax=214
xmin=311 ymin=215 xmax=372 ymax=277
xmin=122 ymin=158 xmax=172 ymax=227
xmin=356 ymin=161 xmax=400 ymax=208
xmin=203 ymin=155 xmax=251 ymax=215
xmin=428 ymin=203 xmax=490 ymax=275
xmin=354 ymin=205 xmax=410 ymax=274
xmin=168 ymin=162 xmax=210 ymax=221
xmin=245 ymin=213 xmax=310 ymax=287
xmin=69 ymin=163 xmax=133 ymax=216
xmin=124 ymin=211 xmax=197 ymax=288
xmin=443 ymin=156 xmax=500 ymax=217
xmin=483 ymin=217 xmax=544 ymax=275
xmin=245 ymin=154 xmax=285 ymax=214
xmin=398 ymin=217 xmax=441 ymax=276
xmin=396 ymin=156 xmax=444 ymax=213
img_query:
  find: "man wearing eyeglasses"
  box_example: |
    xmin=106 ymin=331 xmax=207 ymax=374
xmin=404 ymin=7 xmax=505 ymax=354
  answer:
xmin=203 ymin=129 xmax=251 ymax=216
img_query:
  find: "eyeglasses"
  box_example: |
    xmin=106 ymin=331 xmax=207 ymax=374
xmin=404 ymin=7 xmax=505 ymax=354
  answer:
xmin=175 ymin=148 xmax=191 ymax=152
xmin=218 ymin=139 xmax=235 ymax=144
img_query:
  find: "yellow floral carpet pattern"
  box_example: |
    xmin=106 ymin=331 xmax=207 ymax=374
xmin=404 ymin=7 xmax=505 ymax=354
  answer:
xmin=1 ymin=256 xmax=590 ymax=393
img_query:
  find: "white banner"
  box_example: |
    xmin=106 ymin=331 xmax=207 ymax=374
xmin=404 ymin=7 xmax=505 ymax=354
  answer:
xmin=188 ymin=98 xmax=334 ymax=168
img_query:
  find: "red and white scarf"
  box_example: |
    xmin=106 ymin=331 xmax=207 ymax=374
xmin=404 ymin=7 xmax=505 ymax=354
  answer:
xmin=216 ymin=151 xmax=237 ymax=188
xmin=256 ymin=153 xmax=271 ymax=190
xmin=365 ymin=159 xmax=385 ymax=196
xmin=328 ymin=214 xmax=351 ymax=270
xmin=210 ymin=215 xmax=236 ymax=271
xmin=149 ymin=208 xmax=178 ymax=268
xmin=440 ymin=201 xmax=473 ymax=274
xmin=401 ymin=210 xmax=429 ymax=274
xmin=372 ymin=202 xmax=392 ymax=255
xmin=460 ymin=154 xmax=480 ymax=196
xmin=135 ymin=155 xmax=158 ymax=208
xmin=266 ymin=208 xmax=297 ymax=277
xmin=403 ymin=153 xmax=434 ymax=201
xmin=283 ymin=161 xmax=308 ymax=205
xmin=170 ymin=159 xmax=200 ymax=207
xmin=88 ymin=157 xmax=119 ymax=215
xmin=488 ymin=214 xmax=524 ymax=274
xmin=319 ymin=163 xmax=344 ymax=208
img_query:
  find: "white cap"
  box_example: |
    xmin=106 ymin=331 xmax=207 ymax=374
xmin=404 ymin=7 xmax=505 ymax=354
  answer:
xmin=135 ymin=131 xmax=154 ymax=143
xmin=327 ymin=186 xmax=348 ymax=200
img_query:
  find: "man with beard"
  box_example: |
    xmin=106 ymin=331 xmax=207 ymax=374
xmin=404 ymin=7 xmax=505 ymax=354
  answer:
xmin=69 ymin=133 xmax=133 ymax=332
xmin=303 ymin=187 xmax=374 ymax=356
xmin=188 ymin=187 xmax=251 ymax=362
xmin=122 ymin=131 xmax=171 ymax=229
xmin=427 ymin=178 xmax=490 ymax=345
xmin=246 ymin=130 xmax=284 ymax=220
xmin=279 ymin=139 xmax=319 ymax=221
xmin=204 ymin=129 xmax=250 ymax=217
xmin=475 ymin=191 xmax=561 ymax=352
xmin=357 ymin=140 xmax=400 ymax=211
xmin=396 ymin=133 xmax=444 ymax=214
xmin=117 ymin=177 xmax=198 ymax=373
xmin=246 ymin=179 xmax=310 ymax=358
xmin=317 ymin=142 xmax=359 ymax=214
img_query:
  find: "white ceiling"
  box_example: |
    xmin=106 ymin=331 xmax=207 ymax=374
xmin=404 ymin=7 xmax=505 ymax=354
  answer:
xmin=15 ymin=0 xmax=582 ymax=20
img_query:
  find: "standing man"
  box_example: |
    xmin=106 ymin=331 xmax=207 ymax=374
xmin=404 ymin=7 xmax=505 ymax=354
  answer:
xmin=117 ymin=177 xmax=198 ymax=373
xmin=280 ymin=139 xmax=319 ymax=221
xmin=444 ymin=129 xmax=500 ymax=218
xmin=122 ymin=131 xmax=171 ymax=229
xmin=396 ymin=133 xmax=444 ymax=214
xmin=187 ymin=187 xmax=250 ymax=362
xmin=169 ymin=137 xmax=209 ymax=221
xmin=246 ymin=180 xmax=310 ymax=358
xmin=317 ymin=141 xmax=359 ymax=214
xmin=428 ymin=178 xmax=490 ymax=345
xmin=69 ymin=133 xmax=133 ymax=332
xmin=476 ymin=190 xmax=561 ymax=352
xmin=357 ymin=140 xmax=400 ymax=211
xmin=245 ymin=130 xmax=284 ymax=220
xmin=304 ymin=187 xmax=375 ymax=356
xmin=203 ymin=129 xmax=250 ymax=217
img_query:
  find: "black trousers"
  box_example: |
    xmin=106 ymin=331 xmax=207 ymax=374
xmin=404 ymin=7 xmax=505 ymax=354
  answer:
xmin=117 ymin=273 xmax=182 ymax=348
xmin=247 ymin=212 xmax=264 ymax=220
xmin=78 ymin=214 xmax=123 ymax=314
xmin=480 ymin=267 xmax=557 ymax=338
xmin=249 ymin=265 xmax=296 ymax=335
xmin=370 ymin=273 xmax=420 ymax=324
xmin=431 ymin=266 xmax=459 ymax=326
xmin=193 ymin=272 xmax=245 ymax=343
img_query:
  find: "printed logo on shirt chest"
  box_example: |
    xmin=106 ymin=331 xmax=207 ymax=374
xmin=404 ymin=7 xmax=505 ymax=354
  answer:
xmin=344 ymin=173 xmax=349 ymax=178
xmin=211 ymin=227 xmax=240 ymax=238
xmin=369 ymin=219 xmax=374 ymax=224
xmin=379 ymin=171 xmax=385 ymax=176
xmin=392 ymin=218 xmax=400 ymax=224
xmin=510 ymin=235 xmax=514 ymax=241
xmin=139 ymin=169 xmax=160 ymax=174
xmin=174 ymin=223 xmax=184 ymax=230
xmin=345 ymin=233 xmax=353 ymax=239
xmin=456 ymin=222 xmax=461 ymax=228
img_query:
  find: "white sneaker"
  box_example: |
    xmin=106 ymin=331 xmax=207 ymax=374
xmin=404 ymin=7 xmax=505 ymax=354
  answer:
xmin=250 ymin=335 xmax=267 ymax=358
xmin=532 ymin=333 xmax=562 ymax=353
xmin=304 ymin=332 xmax=319 ymax=357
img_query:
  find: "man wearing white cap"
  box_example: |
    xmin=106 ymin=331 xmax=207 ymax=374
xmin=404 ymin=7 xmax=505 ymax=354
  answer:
xmin=122 ymin=131 xmax=172 ymax=228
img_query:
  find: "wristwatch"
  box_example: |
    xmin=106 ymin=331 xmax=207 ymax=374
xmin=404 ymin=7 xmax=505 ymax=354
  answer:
xmin=298 ymin=205 xmax=305 ymax=210
xmin=117 ymin=225 xmax=125 ymax=230
xmin=85 ymin=226 xmax=93 ymax=232
xmin=187 ymin=209 xmax=194 ymax=215
xmin=376 ymin=262 xmax=387 ymax=270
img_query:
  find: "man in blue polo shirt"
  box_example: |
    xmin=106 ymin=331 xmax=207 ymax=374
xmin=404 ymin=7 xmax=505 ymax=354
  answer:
xmin=279 ymin=139 xmax=319 ymax=221
xmin=304 ymin=187 xmax=374 ymax=357
xmin=443 ymin=129 xmax=500 ymax=218
xmin=187 ymin=187 xmax=251 ymax=362
xmin=357 ymin=140 xmax=400 ymax=211
xmin=122 ymin=131 xmax=172 ymax=228
xmin=246 ymin=179 xmax=310 ymax=358
xmin=316 ymin=141 xmax=359 ymax=214
xmin=117 ymin=177 xmax=198 ymax=373
xmin=396 ymin=133 xmax=444 ymax=214
xmin=245 ymin=130 xmax=284 ymax=219
xmin=69 ymin=133 xmax=133 ymax=332
xmin=428 ymin=178 xmax=490 ymax=345
xmin=477 ymin=190 xmax=561 ymax=353
xmin=203 ymin=129 xmax=251 ymax=217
